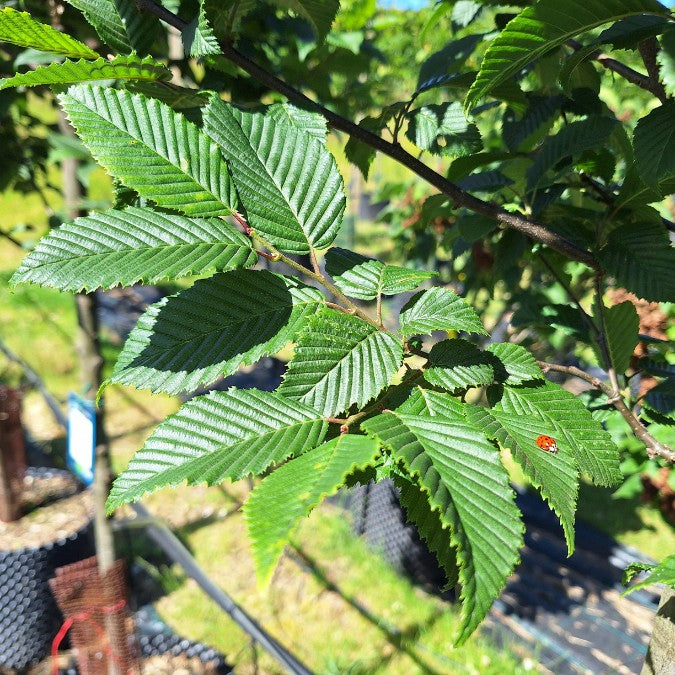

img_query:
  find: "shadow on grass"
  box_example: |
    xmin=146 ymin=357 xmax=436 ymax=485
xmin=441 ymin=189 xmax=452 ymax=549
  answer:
xmin=576 ymin=481 xmax=667 ymax=540
xmin=287 ymin=543 xmax=446 ymax=675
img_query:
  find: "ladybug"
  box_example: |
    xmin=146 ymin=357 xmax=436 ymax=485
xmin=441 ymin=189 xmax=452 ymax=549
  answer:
xmin=536 ymin=434 xmax=558 ymax=454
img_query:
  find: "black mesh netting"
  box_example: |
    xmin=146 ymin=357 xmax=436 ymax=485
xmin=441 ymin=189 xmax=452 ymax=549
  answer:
xmin=0 ymin=522 xmax=94 ymax=671
xmin=344 ymin=479 xmax=450 ymax=592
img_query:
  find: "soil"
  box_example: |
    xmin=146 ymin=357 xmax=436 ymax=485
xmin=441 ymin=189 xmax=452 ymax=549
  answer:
xmin=0 ymin=484 xmax=92 ymax=551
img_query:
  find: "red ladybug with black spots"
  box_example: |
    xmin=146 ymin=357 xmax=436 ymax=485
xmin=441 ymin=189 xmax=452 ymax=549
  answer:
xmin=536 ymin=434 xmax=558 ymax=454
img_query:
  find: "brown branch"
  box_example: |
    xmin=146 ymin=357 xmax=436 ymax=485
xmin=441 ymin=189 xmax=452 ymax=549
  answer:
xmin=135 ymin=0 xmax=599 ymax=270
xmin=537 ymin=361 xmax=675 ymax=464
xmin=638 ymin=37 xmax=668 ymax=104
xmin=567 ymin=38 xmax=668 ymax=102
xmin=0 ymin=228 xmax=23 ymax=248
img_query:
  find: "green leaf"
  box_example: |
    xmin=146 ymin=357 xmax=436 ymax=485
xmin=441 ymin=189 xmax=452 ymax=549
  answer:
xmin=106 ymin=388 xmax=328 ymax=512
xmin=10 ymin=207 xmax=257 ymax=292
xmin=424 ymin=339 xmax=495 ymax=392
xmin=109 ymin=270 xmax=324 ymax=395
xmin=616 ymin=161 xmax=675 ymax=208
xmin=325 ymin=248 xmax=435 ymax=301
xmin=497 ymin=381 xmax=622 ymax=486
xmin=485 ymin=343 xmax=544 ymax=385
xmin=395 ymin=387 xmax=468 ymax=420
xmin=559 ymin=46 xmax=600 ymax=97
xmin=645 ymin=377 xmax=675 ymax=415
xmin=59 ymin=85 xmax=237 ymax=218
xmin=417 ymin=35 xmax=483 ymax=92
xmin=0 ymin=7 xmax=99 ymax=59
xmin=633 ymin=102 xmax=675 ymax=189
xmin=396 ymin=475 xmax=459 ymax=589
xmin=66 ymin=0 xmax=159 ymax=54
xmin=597 ymin=301 xmax=639 ymax=374
xmin=183 ymin=0 xmax=221 ymax=57
xmin=526 ymin=117 xmax=617 ymax=190
xmin=465 ymin=0 xmax=668 ymax=113
xmin=598 ymin=220 xmax=675 ymax=303
xmin=502 ymin=95 xmax=562 ymax=153
xmin=467 ymin=405 xmax=578 ymax=554
xmin=622 ymin=554 xmax=675 ymax=596
xmin=362 ymin=410 xmax=523 ymax=644
xmin=399 ymin=288 xmax=487 ymax=338
xmin=203 ymin=98 xmax=345 ymax=253
xmin=279 ymin=308 xmax=404 ymax=417
xmin=270 ymin=0 xmax=339 ymax=41
xmin=245 ymin=434 xmax=380 ymax=583
xmin=267 ymin=103 xmax=328 ymax=143
xmin=0 ymin=55 xmax=171 ymax=91
xmin=596 ymin=14 xmax=670 ymax=49
xmin=657 ymin=28 xmax=675 ymax=97
xmin=405 ymin=103 xmax=482 ymax=157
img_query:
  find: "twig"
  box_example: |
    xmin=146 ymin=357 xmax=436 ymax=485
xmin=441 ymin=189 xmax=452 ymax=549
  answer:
xmin=567 ymin=38 xmax=667 ymax=102
xmin=135 ymin=0 xmax=599 ymax=270
xmin=537 ymin=252 xmax=599 ymax=336
xmin=248 ymin=230 xmax=380 ymax=328
xmin=593 ymin=273 xmax=621 ymax=398
xmin=537 ymin=361 xmax=675 ymax=463
xmin=638 ymin=37 xmax=668 ymax=104
xmin=0 ymin=228 xmax=23 ymax=248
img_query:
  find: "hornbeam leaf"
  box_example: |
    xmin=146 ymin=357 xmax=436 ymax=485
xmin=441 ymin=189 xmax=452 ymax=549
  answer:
xmin=0 ymin=7 xmax=99 ymax=58
xmin=633 ymin=102 xmax=675 ymax=188
xmin=10 ymin=207 xmax=257 ymax=292
xmin=106 ymin=388 xmax=328 ymax=512
xmin=66 ymin=0 xmax=159 ymax=54
xmin=279 ymin=308 xmax=404 ymax=417
xmin=59 ymin=85 xmax=237 ymax=218
xmin=405 ymin=102 xmax=482 ymax=157
xmin=486 ymin=343 xmax=543 ymax=385
xmin=0 ymin=55 xmax=171 ymax=91
xmin=362 ymin=410 xmax=523 ymax=644
xmin=598 ymin=220 xmax=675 ymax=303
xmin=267 ymin=103 xmax=328 ymax=143
xmin=396 ymin=475 xmax=459 ymax=589
xmin=396 ymin=387 xmax=468 ymax=420
xmin=424 ymin=339 xmax=495 ymax=391
xmin=245 ymin=435 xmax=380 ymax=583
xmin=596 ymin=301 xmax=639 ymax=374
xmin=203 ymin=97 xmax=345 ymax=253
xmin=399 ymin=288 xmax=487 ymax=337
xmin=526 ymin=117 xmax=618 ymax=190
xmin=498 ymin=381 xmax=622 ymax=486
xmin=109 ymin=270 xmax=324 ymax=395
xmin=465 ymin=0 xmax=668 ymax=113
xmin=270 ymin=0 xmax=339 ymax=42
xmin=325 ymin=248 xmax=436 ymax=301
xmin=184 ymin=0 xmax=221 ymax=57
xmin=645 ymin=378 xmax=675 ymax=415
xmin=467 ymin=405 xmax=578 ymax=554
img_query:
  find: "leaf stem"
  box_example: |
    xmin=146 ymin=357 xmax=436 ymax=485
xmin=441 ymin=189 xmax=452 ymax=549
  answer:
xmin=249 ymin=230 xmax=380 ymax=328
xmin=343 ymin=368 xmax=425 ymax=429
xmin=537 ymin=361 xmax=675 ymax=464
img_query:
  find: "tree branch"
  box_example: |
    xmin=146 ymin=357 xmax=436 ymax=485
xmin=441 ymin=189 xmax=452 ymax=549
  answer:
xmin=135 ymin=0 xmax=599 ymax=270
xmin=638 ymin=37 xmax=668 ymax=104
xmin=567 ymin=38 xmax=668 ymax=102
xmin=537 ymin=361 xmax=675 ymax=464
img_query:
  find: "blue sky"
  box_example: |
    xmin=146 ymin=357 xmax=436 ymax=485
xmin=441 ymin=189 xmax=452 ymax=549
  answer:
xmin=378 ymin=0 xmax=430 ymax=9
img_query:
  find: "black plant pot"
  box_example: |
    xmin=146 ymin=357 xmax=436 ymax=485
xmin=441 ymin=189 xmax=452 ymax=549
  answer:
xmin=0 ymin=519 xmax=94 ymax=671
